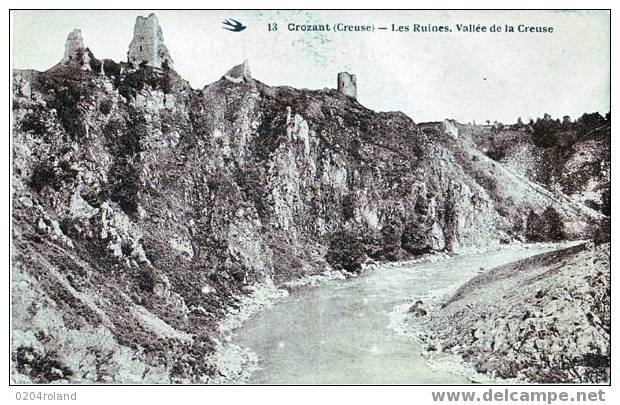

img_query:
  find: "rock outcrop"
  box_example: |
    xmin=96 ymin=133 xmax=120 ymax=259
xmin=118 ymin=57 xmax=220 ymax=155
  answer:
xmin=127 ymin=14 xmax=173 ymax=69
xmin=223 ymin=60 xmax=251 ymax=83
xmin=337 ymin=71 xmax=357 ymax=98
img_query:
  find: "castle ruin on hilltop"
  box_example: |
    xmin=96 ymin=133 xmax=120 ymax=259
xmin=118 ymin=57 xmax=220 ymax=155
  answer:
xmin=127 ymin=13 xmax=174 ymax=69
xmin=337 ymin=72 xmax=357 ymax=99
xmin=57 ymin=14 xmax=361 ymax=100
xmin=60 ymin=29 xmax=92 ymax=69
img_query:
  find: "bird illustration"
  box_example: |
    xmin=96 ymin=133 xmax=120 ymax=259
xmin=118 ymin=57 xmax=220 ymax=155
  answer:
xmin=222 ymin=18 xmax=247 ymax=32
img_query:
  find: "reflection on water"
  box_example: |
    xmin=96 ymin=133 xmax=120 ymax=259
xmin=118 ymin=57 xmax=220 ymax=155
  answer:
xmin=233 ymin=245 xmax=559 ymax=384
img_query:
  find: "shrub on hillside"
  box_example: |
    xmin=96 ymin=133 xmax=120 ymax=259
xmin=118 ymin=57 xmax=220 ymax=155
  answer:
xmin=532 ymin=118 xmax=561 ymax=148
xmin=107 ymin=157 xmax=140 ymax=217
xmin=20 ymin=112 xmax=47 ymax=135
xmin=525 ymin=207 xmax=566 ymax=242
xmin=601 ymin=188 xmax=610 ymax=217
xmin=38 ymin=78 xmax=86 ymax=140
xmin=326 ymin=231 xmax=367 ymax=273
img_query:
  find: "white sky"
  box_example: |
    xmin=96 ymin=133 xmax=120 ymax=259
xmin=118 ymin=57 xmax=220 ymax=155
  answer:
xmin=12 ymin=10 xmax=610 ymax=123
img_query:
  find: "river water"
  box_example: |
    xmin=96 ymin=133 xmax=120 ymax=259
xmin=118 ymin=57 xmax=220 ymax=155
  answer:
xmin=232 ymin=245 xmax=561 ymax=384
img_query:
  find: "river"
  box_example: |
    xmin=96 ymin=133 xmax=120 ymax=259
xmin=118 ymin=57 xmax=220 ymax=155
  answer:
xmin=232 ymin=244 xmax=562 ymax=384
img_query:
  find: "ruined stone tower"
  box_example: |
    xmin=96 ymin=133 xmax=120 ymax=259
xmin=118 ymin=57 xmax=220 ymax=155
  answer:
xmin=337 ymin=72 xmax=357 ymax=99
xmin=127 ymin=13 xmax=173 ymax=69
xmin=60 ymin=29 xmax=91 ymax=69
xmin=223 ymin=60 xmax=252 ymax=83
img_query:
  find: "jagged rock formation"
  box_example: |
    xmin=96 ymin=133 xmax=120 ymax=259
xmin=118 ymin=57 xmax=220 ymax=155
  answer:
xmin=59 ymin=29 xmax=92 ymax=70
xmin=127 ymin=14 xmax=173 ymax=69
xmin=10 ymin=16 xmax=606 ymax=383
xmin=337 ymin=71 xmax=356 ymax=98
xmin=223 ymin=60 xmax=251 ymax=83
xmin=417 ymin=242 xmax=610 ymax=383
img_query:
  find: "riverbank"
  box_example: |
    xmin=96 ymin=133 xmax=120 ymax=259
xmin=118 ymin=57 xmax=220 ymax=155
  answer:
xmin=402 ymin=241 xmax=610 ymax=383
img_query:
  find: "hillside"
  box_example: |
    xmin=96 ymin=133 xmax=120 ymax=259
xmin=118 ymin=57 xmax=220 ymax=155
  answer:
xmin=416 ymin=242 xmax=610 ymax=383
xmin=461 ymin=117 xmax=610 ymax=215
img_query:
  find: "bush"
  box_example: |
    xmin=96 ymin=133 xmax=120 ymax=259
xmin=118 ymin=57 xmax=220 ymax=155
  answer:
xmin=102 ymin=108 xmax=146 ymax=217
xmin=13 ymin=347 xmax=73 ymax=383
xmin=326 ymin=231 xmax=366 ymax=273
xmin=107 ymin=157 xmax=140 ymax=217
xmin=20 ymin=112 xmax=47 ymax=135
xmin=103 ymin=59 xmax=121 ymax=81
xmin=542 ymin=206 xmax=566 ymax=241
xmin=592 ymin=218 xmax=610 ymax=245
xmin=576 ymin=112 xmax=606 ymax=134
xmin=117 ymin=65 xmax=171 ymax=100
xmin=370 ymin=223 xmax=403 ymax=261
xmin=341 ymin=194 xmax=356 ymax=220
xmin=601 ymin=188 xmax=610 ymax=217
xmin=485 ymin=148 xmax=506 ymax=161
xmin=532 ymin=115 xmax=561 ymax=148
xmin=525 ymin=207 xmax=565 ymax=242
xmin=136 ymin=267 xmax=156 ymax=293
xmin=400 ymin=221 xmax=432 ymax=256
xmin=36 ymin=76 xmax=87 ymax=140
xmin=87 ymin=50 xmax=102 ymax=73
xmin=28 ymin=160 xmax=77 ymax=193
xmin=29 ymin=162 xmax=58 ymax=192
xmin=99 ymin=100 xmax=112 ymax=115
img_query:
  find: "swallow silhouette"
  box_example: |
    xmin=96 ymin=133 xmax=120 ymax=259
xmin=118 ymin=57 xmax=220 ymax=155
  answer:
xmin=222 ymin=18 xmax=247 ymax=32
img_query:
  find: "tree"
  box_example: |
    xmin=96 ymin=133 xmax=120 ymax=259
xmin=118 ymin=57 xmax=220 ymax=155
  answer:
xmin=576 ymin=112 xmax=606 ymax=133
xmin=542 ymin=207 xmax=565 ymax=241
xmin=525 ymin=207 xmax=565 ymax=242
xmin=532 ymin=116 xmax=561 ymax=147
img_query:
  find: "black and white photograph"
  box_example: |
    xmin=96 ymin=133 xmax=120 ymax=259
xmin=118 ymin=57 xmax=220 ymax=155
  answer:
xmin=7 ymin=5 xmax=613 ymax=400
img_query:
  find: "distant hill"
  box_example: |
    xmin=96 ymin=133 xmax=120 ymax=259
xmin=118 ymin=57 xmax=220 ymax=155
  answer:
xmin=460 ymin=114 xmax=610 ymax=216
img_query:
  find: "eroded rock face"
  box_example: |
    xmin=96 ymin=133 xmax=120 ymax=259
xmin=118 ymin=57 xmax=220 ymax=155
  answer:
xmin=224 ymin=60 xmax=251 ymax=83
xmin=443 ymin=119 xmax=459 ymax=139
xmin=127 ymin=14 xmax=173 ymax=69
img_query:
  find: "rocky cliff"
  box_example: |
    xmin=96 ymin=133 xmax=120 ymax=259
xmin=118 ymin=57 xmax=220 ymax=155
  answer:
xmin=11 ymin=21 xmax=604 ymax=383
